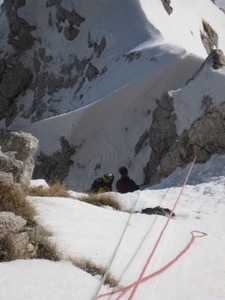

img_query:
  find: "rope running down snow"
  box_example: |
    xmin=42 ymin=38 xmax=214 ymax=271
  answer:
xmin=97 ymin=157 xmax=206 ymax=299
xmin=127 ymin=156 xmax=197 ymax=299
xmin=97 ymin=231 xmax=207 ymax=299
xmin=92 ymin=190 xmax=142 ymax=300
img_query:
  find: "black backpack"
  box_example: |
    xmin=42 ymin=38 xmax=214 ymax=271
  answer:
xmin=90 ymin=177 xmax=103 ymax=193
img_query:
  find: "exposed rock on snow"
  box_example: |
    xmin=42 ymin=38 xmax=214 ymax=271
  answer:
xmin=4 ymin=0 xmax=36 ymax=51
xmin=140 ymin=206 xmax=175 ymax=217
xmin=88 ymin=34 xmax=107 ymax=58
xmin=200 ymin=20 xmax=218 ymax=54
xmin=50 ymin=0 xmax=85 ymax=37
xmin=206 ymin=48 xmax=225 ymax=69
xmin=186 ymin=49 xmax=225 ymax=85
xmin=86 ymin=63 xmax=99 ymax=81
xmin=161 ymin=0 xmax=173 ymax=15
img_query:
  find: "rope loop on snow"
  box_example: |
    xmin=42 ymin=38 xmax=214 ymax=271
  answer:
xmin=97 ymin=230 xmax=207 ymax=299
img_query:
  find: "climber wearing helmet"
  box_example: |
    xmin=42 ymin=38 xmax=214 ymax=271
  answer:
xmin=97 ymin=173 xmax=114 ymax=193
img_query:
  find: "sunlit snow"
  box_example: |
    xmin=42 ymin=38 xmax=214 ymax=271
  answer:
xmin=1 ymin=0 xmax=225 ymax=299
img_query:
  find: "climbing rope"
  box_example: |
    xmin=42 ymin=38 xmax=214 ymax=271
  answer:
xmin=92 ymin=190 xmax=142 ymax=300
xmin=97 ymin=230 xmax=207 ymax=299
xmin=97 ymin=157 xmax=205 ymax=299
xmin=127 ymin=156 xmax=197 ymax=299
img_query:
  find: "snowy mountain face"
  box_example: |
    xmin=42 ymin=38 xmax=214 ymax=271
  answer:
xmin=1 ymin=0 xmax=225 ymax=191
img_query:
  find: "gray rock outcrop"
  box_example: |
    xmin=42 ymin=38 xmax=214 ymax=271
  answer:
xmin=4 ymin=0 xmax=36 ymax=51
xmin=0 ymin=206 xmax=53 ymax=261
xmin=0 ymin=211 xmax=38 ymax=259
xmin=160 ymin=101 xmax=225 ymax=177
xmin=0 ymin=61 xmax=33 ymax=121
xmin=0 ymin=0 xmax=110 ymax=125
xmin=206 ymin=48 xmax=225 ymax=69
xmin=0 ymin=151 xmax=23 ymax=184
xmin=0 ymin=211 xmax=27 ymax=233
xmin=0 ymin=130 xmax=39 ymax=187
xmin=143 ymin=49 xmax=225 ymax=185
xmin=143 ymin=91 xmax=178 ymax=184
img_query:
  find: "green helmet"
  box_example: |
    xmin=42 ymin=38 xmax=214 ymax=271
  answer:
xmin=103 ymin=173 xmax=114 ymax=183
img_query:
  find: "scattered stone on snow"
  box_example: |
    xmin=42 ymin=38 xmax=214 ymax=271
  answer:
xmin=140 ymin=206 xmax=175 ymax=217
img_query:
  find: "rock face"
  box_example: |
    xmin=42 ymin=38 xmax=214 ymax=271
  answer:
xmin=0 ymin=133 xmax=57 ymax=262
xmin=160 ymin=102 xmax=225 ymax=177
xmin=33 ymin=136 xmax=76 ymax=183
xmin=4 ymin=0 xmax=36 ymax=51
xmin=143 ymin=49 xmax=225 ymax=185
xmin=0 ymin=0 xmax=108 ymax=124
xmin=143 ymin=91 xmax=178 ymax=184
xmin=0 ymin=130 xmax=39 ymax=187
xmin=0 ymin=211 xmax=27 ymax=233
xmin=0 ymin=60 xmax=33 ymax=122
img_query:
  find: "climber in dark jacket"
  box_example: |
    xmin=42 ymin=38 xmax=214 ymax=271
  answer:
xmin=116 ymin=166 xmax=139 ymax=193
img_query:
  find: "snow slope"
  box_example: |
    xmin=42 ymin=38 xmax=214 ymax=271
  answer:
xmin=1 ymin=2 xmax=225 ymax=299
xmin=140 ymin=0 xmax=225 ymax=57
xmin=0 ymin=154 xmax=225 ymax=300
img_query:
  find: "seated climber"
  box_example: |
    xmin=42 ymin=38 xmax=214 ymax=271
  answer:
xmin=90 ymin=173 xmax=114 ymax=193
xmin=116 ymin=166 xmax=139 ymax=193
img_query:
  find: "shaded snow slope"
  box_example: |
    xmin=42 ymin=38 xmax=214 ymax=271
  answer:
xmin=215 ymin=0 xmax=225 ymax=10
xmin=13 ymin=50 xmax=204 ymax=191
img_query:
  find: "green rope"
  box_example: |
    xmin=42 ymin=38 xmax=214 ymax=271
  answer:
xmin=92 ymin=191 xmax=141 ymax=300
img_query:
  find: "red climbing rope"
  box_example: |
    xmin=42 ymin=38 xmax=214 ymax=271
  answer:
xmin=97 ymin=157 xmax=207 ymax=300
xmin=127 ymin=156 xmax=197 ymax=299
xmin=97 ymin=230 xmax=207 ymax=299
